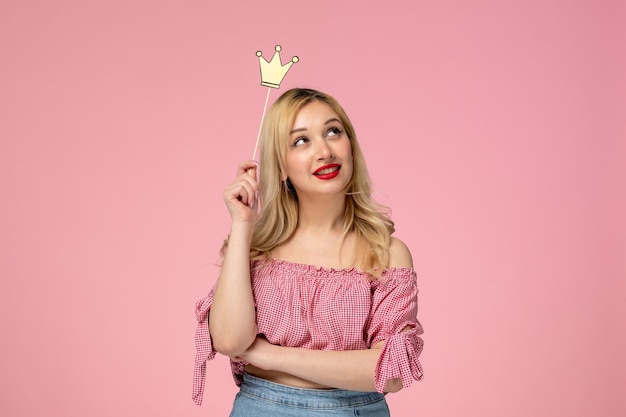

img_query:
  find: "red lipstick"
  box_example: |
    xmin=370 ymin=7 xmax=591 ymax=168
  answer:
xmin=313 ymin=164 xmax=341 ymax=180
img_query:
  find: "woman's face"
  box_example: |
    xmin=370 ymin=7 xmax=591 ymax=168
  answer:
xmin=284 ymin=100 xmax=353 ymax=199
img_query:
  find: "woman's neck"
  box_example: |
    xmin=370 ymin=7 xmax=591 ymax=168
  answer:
xmin=275 ymin=194 xmax=355 ymax=269
xmin=295 ymin=194 xmax=346 ymax=234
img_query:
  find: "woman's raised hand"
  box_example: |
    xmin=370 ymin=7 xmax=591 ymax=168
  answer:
xmin=223 ymin=160 xmax=259 ymax=224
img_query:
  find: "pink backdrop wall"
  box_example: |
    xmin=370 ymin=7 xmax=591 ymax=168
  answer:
xmin=1 ymin=1 xmax=624 ymax=416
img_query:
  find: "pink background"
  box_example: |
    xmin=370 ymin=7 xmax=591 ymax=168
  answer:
xmin=1 ymin=1 xmax=625 ymax=416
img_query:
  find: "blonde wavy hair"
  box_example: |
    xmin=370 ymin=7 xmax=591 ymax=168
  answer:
xmin=241 ymin=88 xmax=395 ymax=277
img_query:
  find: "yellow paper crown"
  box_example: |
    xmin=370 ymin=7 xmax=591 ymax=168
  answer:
xmin=256 ymin=45 xmax=299 ymax=88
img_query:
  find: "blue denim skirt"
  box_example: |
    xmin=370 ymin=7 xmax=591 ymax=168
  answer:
xmin=229 ymin=373 xmax=390 ymax=417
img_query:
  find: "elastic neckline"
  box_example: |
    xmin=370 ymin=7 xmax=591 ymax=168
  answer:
xmin=253 ymin=257 xmax=414 ymax=279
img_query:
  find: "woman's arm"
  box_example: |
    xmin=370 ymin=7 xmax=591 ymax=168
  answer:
xmin=208 ymin=161 xmax=259 ymax=357
xmin=237 ymin=335 xmax=407 ymax=393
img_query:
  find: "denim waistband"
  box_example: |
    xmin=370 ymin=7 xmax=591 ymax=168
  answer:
xmin=238 ymin=373 xmax=386 ymax=410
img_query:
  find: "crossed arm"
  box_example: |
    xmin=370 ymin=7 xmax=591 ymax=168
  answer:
xmin=234 ymin=333 xmax=407 ymax=393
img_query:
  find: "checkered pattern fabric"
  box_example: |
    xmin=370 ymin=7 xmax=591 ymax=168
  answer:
xmin=192 ymin=259 xmax=424 ymax=406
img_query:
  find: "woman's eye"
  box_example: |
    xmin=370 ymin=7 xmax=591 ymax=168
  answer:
xmin=292 ymin=137 xmax=308 ymax=146
xmin=327 ymin=127 xmax=343 ymax=137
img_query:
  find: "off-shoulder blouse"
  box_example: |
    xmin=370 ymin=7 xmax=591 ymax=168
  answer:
xmin=192 ymin=259 xmax=424 ymax=406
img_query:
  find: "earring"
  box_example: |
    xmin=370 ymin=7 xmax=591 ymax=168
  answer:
xmin=285 ymin=178 xmax=298 ymax=199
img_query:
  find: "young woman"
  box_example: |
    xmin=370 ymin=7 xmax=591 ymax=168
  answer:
xmin=193 ymin=88 xmax=424 ymax=416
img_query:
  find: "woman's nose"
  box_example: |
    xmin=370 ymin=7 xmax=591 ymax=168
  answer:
xmin=315 ymin=140 xmax=333 ymax=160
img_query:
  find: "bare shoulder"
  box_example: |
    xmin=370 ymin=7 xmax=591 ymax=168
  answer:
xmin=387 ymin=237 xmax=414 ymax=269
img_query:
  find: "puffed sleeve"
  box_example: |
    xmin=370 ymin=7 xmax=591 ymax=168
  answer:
xmin=192 ymin=281 xmax=218 ymax=406
xmin=366 ymin=269 xmax=424 ymax=393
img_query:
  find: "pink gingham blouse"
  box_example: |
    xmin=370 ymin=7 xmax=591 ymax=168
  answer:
xmin=192 ymin=258 xmax=424 ymax=406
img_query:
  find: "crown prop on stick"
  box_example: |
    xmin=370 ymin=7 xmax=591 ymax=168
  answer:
xmin=252 ymin=45 xmax=298 ymax=160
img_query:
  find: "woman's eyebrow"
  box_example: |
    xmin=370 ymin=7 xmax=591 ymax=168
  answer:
xmin=290 ymin=127 xmax=307 ymax=134
xmin=290 ymin=118 xmax=342 ymax=135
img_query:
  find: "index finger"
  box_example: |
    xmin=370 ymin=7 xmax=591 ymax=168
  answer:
xmin=236 ymin=160 xmax=259 ymax=177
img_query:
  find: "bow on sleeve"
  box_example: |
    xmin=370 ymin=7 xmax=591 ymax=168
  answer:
xmin=192 ymin=293 xmax=217 ymax=406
